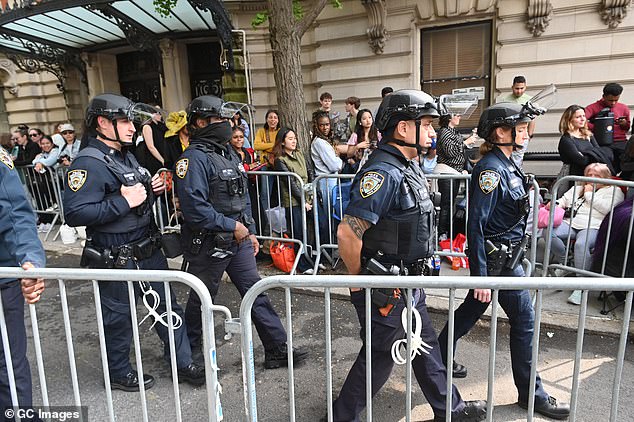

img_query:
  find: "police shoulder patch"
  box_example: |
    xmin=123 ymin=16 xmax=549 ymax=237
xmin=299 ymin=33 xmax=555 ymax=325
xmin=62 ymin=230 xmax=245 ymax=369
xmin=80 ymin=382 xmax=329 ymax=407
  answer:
xmin=360 ymin=171 xmax=385 ymax=198
xmin=175 ymin=158 xmax=189 ymax=179
xmin=67 ymin=169 xmax=87 ymax=192
xmin=479 ymin=170 xmax=500 ymax=194
xmin=0 ymin=148 xmax=14 ymax=170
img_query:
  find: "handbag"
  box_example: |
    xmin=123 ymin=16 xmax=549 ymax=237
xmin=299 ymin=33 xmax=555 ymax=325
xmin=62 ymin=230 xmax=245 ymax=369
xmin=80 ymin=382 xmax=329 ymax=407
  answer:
xmin=537 ymin=205 xmax=564 ymax=229
xmin=269 ymin=234 xmax=296 ymax=273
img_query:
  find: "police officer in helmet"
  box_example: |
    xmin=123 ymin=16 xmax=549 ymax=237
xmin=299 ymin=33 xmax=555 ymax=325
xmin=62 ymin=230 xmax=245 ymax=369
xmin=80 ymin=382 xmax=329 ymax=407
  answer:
xmin=331 ymin=89 xmax=487 ymax=422
xmin=174 ymin=95 xmax=308 ymax=369
xmin=438 ymin=101 xmax=570 ymax=420
xmin=64 ymin=93 xmax=205 ymax=391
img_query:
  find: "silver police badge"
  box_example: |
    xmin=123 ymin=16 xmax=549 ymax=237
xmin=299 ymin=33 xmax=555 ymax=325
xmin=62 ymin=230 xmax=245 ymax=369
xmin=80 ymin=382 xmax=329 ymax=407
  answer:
xmin=67 ymin=169 xmax=87 ymax=192
xmin=0 ymin=148 xmax=14 ymax=169
xmin=360 ymin=171 xmax=384 ymax=198
xmin=479 ymin=170 xmax=500 ymax=194
xmin=175 ymin=158 xmax=189 ymax=179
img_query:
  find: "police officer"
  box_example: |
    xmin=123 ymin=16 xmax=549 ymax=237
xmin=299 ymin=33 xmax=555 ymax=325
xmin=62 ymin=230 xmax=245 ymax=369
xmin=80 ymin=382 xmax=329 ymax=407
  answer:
xmin=438 ymin=102 xmax=570 ymax=420
xmin=63 ymin=94 xmax=204 ymax=391
xmin=331 ymin=89 xmax=486 ymax=422
xmin=0 ymin=146 xmax=45 ymax=420
xmin=174 ymin=95 xmax=308 ymax=369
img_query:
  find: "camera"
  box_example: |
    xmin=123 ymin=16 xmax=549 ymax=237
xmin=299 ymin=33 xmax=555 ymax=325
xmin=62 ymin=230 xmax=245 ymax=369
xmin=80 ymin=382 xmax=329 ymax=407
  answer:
xmin=57 ymin=154 xmax=70 ymax=164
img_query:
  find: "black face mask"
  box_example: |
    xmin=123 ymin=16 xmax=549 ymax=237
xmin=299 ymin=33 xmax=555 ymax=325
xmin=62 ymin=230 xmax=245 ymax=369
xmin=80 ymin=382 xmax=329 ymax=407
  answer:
xmin=193 ymin=120 xmax=233 ymax=145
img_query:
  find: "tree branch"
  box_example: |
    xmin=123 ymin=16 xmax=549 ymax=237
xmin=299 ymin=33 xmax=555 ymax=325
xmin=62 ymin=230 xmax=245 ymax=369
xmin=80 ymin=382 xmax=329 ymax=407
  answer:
xmin=296 ymin=0 xmax=329 ymax=37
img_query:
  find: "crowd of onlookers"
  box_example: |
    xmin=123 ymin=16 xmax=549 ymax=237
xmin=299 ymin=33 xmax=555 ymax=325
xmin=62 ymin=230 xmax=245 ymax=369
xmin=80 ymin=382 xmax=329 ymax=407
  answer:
xmin=2 ymin=79 xmax=633 ymax=293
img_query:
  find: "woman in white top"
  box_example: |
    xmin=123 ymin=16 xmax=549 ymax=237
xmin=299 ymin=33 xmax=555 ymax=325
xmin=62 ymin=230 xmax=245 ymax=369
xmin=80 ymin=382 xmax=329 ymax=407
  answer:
xmin=310 ymin=110 xmax=342 ymax=245
xmin=545 ymin=163 xmax=624 ymax=303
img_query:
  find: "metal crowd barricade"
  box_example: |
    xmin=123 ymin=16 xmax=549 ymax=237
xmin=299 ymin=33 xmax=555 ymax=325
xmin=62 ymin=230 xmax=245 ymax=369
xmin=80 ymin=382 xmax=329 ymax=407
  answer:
xmin=246 ymin=170 xmax=312 ymax=275
xmin=541 ymin=175 xmax=634 ymax=279
xmin=311 ymin=174 xmax=355 ymax=273
xmin=0 ymin=267 xmax=236 ymax=422
xmin=15 ymin=165 xmax=65 ymax=241
xmin=239 ymin=274 xmax=634 ymax=422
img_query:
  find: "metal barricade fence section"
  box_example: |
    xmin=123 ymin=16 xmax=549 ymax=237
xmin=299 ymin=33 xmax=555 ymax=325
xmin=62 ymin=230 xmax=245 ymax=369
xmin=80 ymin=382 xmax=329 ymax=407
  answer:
xmin=239 ymin=274 xmax=634 ymax=422
xmin=0 ymin=267 xmax=234 ymax=422
xmin=541 ymin=176 xmax=634 ymax=283
xmin=16 ymin=166 xmax=65 ymax=241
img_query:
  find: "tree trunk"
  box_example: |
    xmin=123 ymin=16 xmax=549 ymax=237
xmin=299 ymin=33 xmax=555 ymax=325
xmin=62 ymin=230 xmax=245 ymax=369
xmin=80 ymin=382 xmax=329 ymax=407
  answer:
xmin=266 ymin=0 xmax=312 ymax=155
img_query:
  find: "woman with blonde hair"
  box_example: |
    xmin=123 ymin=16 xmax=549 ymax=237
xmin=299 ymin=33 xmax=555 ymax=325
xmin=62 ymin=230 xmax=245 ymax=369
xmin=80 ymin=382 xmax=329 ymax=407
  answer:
xmin=545 ymin=162 xmax=623 ymax=304
xmin=558 ymin=105 xmax=612 ymax=176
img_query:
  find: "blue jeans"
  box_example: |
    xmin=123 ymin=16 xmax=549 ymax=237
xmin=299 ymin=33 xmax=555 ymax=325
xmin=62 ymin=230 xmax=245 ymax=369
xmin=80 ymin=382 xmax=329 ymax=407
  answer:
xmin=549 ymin=221 xmax=598 ymax=271
xmin=317 ymin=177 xmax=337 ymax=246
xmin=438 ymin=265 xmax=549 ymax=404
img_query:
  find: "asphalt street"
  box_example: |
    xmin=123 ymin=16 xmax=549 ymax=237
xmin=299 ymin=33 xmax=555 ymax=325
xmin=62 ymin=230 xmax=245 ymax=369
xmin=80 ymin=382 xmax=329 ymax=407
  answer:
xmin=25 ymin=250 xmax=634 ymax=422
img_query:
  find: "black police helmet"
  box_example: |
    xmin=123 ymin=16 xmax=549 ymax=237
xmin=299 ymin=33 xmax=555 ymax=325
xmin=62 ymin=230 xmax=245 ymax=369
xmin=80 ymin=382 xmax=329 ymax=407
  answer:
xmin=85 ymin=93 xmax=134 ymax=129
xmin=375 ymin=89 xmax=440 ymax=132
xmin=477 ymin=102 xmax=533 ymax=140
xmin=187 ymin=95 xmax=225 ymax=123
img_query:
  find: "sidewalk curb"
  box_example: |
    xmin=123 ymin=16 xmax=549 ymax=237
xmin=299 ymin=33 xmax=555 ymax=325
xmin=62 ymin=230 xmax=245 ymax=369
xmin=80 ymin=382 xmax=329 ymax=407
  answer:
xmin=44 ymin=240 xmax=628 ymax=339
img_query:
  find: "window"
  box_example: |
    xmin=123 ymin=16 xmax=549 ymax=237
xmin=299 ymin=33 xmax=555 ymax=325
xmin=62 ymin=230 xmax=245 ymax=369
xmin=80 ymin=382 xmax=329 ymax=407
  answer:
xmin=421 ymin=21 xmax=492 ymax=129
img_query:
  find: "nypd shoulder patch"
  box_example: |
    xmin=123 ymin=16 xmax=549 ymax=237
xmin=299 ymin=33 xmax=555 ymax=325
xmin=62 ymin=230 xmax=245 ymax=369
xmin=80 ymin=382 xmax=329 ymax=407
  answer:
xmin=176 ymin=158 xmax=189 ymax=179
xmin=479 ymin=170 xmax=500 ymax=194
xmin=360 ymin=171 xmax=384 ymax=198
xmin=0 ymin=148 xmax=14 ymax=170
xmin=67 ymin=169 xmax=87 ymax=192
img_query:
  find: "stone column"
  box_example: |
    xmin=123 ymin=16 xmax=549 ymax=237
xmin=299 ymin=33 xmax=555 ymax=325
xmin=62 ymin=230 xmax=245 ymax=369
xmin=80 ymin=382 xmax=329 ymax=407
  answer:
xmin=159 ymin=39 xmax=189 ymax=111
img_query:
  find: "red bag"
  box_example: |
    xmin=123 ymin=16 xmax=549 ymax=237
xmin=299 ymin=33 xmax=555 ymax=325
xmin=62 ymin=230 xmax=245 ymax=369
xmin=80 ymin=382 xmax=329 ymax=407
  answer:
xmin=269 ymin=235 xmax=297 ymax=273
xmin=438 ymin=233 xmax=469 ymax=270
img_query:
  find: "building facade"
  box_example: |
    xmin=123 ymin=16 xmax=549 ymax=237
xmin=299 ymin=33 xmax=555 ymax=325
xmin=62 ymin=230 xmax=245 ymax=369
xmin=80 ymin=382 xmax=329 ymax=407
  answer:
xmin=1 ymin=0 xmax=633 ymax=174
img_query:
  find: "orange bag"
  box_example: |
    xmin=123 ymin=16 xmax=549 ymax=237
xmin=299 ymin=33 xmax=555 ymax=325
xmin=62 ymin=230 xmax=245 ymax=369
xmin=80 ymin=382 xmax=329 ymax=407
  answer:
xmin=438 ymin=233 xmax=469 ymax=270
xmin=269 ymin=235 xmax=297 ymax=273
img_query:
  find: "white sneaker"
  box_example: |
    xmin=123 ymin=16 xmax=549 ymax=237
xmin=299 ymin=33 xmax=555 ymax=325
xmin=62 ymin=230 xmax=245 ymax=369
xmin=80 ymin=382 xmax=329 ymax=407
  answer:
xmin=43 ymin=223 xmax=52 ymax=232
xmin=567 ymin=290 xmax=582 ymax=305
xmin=318 ymin=264 xmax=327 ymax=270
xmin=302 ymin=268 xmax=314 ymax=275
xmin=37 ymin=223 xmax=45 ymax=233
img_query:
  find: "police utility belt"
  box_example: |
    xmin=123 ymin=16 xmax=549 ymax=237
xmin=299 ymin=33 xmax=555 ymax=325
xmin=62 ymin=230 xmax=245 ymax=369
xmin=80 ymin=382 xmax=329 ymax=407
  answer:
xmin=80 ymin=233 xmax=162 ymax=269
xmin=484 ymin=236 xmax=529 ymax=276
xmin=360 ymin=256 xmax=432 ymax=317
xmin=189 ymin=230 xmax=236 ymax=259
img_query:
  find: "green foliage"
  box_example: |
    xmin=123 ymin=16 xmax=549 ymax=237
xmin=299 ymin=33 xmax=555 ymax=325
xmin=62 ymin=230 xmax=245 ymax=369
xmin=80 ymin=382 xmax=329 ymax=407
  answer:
xmin=153 ymin=0 xmax=178 ymax=18
xmin=251 ymin=0 xmax=343 ymax=28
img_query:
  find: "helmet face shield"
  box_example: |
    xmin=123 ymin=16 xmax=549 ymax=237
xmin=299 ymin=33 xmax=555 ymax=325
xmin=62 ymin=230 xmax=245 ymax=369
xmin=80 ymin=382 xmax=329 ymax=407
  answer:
xmin=439 ymin=94 xmax=479 ymax=119
xmin=219 ymin=101 xmax=251 ymax=119
xmin=128 ymin=103 xmax=166 ymax=126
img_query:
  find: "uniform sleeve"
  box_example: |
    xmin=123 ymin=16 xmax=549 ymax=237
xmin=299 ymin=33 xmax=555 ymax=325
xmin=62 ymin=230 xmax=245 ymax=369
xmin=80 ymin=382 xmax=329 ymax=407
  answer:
xmin=467 ymin=165 xmax=503 ymax=276
xmin=63 ymin=157 xmax=132 ymax=227
xmin=0 ymin=165 xmax=45 ymax=271
xmin=174 ymin=152 xmax=237 ymax=233
xmin=345 ymin=169 xmax=398 ymax=225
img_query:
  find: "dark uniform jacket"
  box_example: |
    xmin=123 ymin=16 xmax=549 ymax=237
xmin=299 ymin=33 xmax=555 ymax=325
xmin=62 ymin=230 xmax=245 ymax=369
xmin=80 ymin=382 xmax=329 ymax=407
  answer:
xmin=0 ymin=148 xmax=45 ymax=285
xmin=63 ymin=137 xmax=153 ymax=249
xmin=468 ymin=147 xmax=528 ymax=276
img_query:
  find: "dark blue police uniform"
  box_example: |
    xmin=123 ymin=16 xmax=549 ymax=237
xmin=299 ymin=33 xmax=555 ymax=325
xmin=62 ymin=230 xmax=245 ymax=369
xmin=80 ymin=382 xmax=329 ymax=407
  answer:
xmin=174 ymin=139 xmax=287 ymax=356
xmin=438 ymin=146 xmax=550 ymax=405
xmin=332 ymin=143 xmax=467 ymax=421
xmin=63 ymin=137 xmax=194 ymax=380
xmin=0 ymin=148 xmax=45 ymax=416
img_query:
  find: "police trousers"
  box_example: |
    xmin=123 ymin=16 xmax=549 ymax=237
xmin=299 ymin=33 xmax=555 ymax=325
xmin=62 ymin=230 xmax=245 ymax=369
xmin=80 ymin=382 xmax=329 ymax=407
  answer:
xmin=0 ymin=282 xmax=36 ymax=421
xmin=184 ymin=241 xmax=287 ymax=351
xmin=332 ymin=289 xmax=464 ymax=421
xmin=438 ymin=264 xmax=549 ymax=404
xmin=96 ymin=249 xmax=192 ymax=378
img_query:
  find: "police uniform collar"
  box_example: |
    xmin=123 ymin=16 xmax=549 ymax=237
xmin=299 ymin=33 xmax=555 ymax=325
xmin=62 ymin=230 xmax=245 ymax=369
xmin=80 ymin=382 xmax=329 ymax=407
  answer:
xmin=89 ymin=136 xmax=125 ymax=158
xmin=378 ymin=142 xmax=409 ymax=164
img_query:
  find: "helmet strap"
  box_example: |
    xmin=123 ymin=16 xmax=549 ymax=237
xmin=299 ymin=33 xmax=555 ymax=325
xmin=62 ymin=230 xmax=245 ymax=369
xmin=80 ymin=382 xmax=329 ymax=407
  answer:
xmin=386 ymin=119 xmax=423 ymax=154
xmin=96 ymin=119 xmax=129 ymax=146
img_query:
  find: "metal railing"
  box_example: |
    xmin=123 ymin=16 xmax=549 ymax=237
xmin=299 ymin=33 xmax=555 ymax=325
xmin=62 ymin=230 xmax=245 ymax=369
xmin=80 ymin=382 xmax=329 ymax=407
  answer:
xmin=0 ymin=267 xmax=237 ymax=422
xmin=16 ymin=165 xmax=65 ymax=241
xmin=239 ymin=274 xmax=634 ymax=422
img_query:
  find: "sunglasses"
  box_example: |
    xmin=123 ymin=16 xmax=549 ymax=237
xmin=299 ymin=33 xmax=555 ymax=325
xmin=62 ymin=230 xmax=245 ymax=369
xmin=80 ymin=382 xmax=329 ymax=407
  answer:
xmin=29 ymin=133 xmax=40 ymax=137
xmin=61 ymin=131 xmax=74 ymax=135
